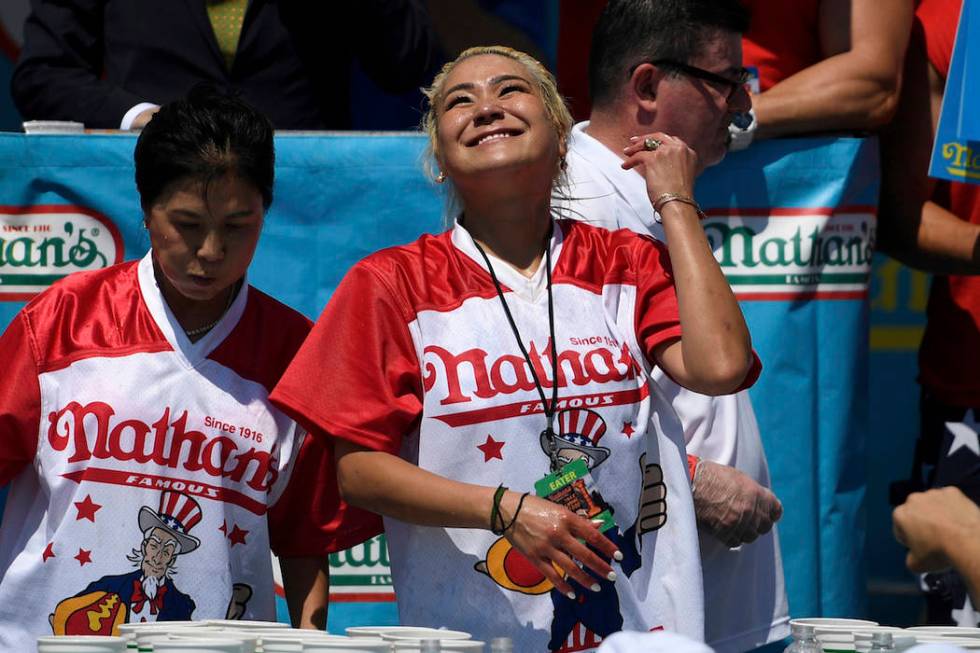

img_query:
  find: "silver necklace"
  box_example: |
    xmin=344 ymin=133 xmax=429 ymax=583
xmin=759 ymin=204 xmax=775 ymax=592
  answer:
xmin=185 ymin=284 xmax=237 ymax=338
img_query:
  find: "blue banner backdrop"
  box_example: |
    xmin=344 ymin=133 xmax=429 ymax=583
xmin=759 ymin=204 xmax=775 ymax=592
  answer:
xmin=0 ymin=133 xmax=878 ymax=629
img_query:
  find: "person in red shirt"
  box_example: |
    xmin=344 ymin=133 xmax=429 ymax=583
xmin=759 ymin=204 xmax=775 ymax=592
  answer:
xmin=878 ymin=0 xmax=980 ymax=627
xmin=729 ymin=0 xmax=912 ymax=148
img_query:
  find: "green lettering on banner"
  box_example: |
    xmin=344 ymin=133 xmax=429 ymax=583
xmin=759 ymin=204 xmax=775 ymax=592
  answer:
xmin=0 ymin=274 xmax=68 ymax=285
xmin=726 ymin=273 xmax=867 ymax=285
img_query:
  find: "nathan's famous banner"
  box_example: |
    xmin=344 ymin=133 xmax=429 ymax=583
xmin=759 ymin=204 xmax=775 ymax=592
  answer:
xmin=698 ymin=137 xmax=878 ymax=620
xmin=0 ymin=133 xmax=876 ymax=628
xmin=929 ymin=0 xmax=980 ymax=185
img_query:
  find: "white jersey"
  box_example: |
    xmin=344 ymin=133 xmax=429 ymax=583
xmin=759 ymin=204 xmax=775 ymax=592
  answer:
xmin=0 ymin=253 xmax=359 ymax=651
xmin=272 ymin=220 xmax=747 ymax=652
xmin=559 ymin=121 xmax=790 ymax=652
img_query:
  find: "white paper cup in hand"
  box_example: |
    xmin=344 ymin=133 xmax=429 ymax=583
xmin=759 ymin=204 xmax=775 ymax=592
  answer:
xmin=37 ymin=635 xmax=128 ymax=652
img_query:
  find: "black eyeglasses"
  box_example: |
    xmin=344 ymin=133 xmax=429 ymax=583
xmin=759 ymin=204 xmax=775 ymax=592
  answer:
xmin=641 ymin=59 xmax=750 ymax=100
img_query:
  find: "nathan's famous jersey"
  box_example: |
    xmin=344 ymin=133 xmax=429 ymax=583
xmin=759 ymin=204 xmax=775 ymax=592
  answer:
xmin=273 ymin=220 xmax=745 ymax=652
xmin=0 ymin=253 xmax=369 ymax=652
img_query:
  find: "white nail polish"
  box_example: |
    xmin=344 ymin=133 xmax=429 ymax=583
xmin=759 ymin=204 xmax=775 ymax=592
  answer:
xmin=591 ymin=519 xmax=604 ymax=526
xmin=590 ymin=583 xmax=601 ymax=592
xmin=566 ymin=591 xmax=576 ymax=600
xmin=613 ymin=550 xmax=623 ymax=562
xmin=607 ymin=571 xmax=617 ymax=582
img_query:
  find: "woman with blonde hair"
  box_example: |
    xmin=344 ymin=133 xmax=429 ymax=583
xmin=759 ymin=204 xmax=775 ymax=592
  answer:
xmin=272 ymin=46 xmax=758 ymax=650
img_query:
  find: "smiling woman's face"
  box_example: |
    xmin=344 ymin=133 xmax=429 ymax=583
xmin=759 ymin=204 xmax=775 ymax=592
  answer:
xmin=434 ymin=54 xmax=560 ymax=193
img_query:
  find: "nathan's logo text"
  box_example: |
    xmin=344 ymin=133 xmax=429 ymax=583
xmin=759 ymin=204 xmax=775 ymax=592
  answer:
xmin=422 ymin=340 xmax=640 ymax=405
xmin=47 ymin=402 xmax=279 ymax=491
xmin=0 ymin=206 xmax=122 ymax=300
xmin=941 ymin=142 xmax=980 ymax=181
xmin=702 ymin=209 xmax=875 ymax=299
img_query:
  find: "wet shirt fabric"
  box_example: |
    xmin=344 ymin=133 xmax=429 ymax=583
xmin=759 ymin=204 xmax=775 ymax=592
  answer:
xmin=0 ymin=253 xmax=369 ymax=650
xmin=558 ymin=122 xmax=789 ymax=653
xmin=272 ymin=219 xmax=718 ymax=652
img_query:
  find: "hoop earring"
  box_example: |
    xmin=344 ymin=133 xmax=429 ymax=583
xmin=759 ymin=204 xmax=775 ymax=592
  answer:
xmin=435 ymin=172 xmax=447 ymax=184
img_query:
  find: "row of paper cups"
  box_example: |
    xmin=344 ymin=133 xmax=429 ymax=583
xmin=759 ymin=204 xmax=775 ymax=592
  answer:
xmin=793 ymin=617 xmax=980 ymax=652
xmin=38 ymin=622 xmax=483 ymax=653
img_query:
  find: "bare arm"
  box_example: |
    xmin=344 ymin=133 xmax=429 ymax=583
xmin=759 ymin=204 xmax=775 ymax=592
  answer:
xmin=334 ymin=440 xmax=619 ymax=598
xmin=752 ymin=0 xmax=912 ymax=139
xmin=281 ymin=556 xmax=330 ymax=630
xmin=894 ymin=487 xmax=980 ymax=604
xmin=876 ymin=32 xmax=980 ymax=273
xmin=621 ymin=136 xmax=754 ymax=395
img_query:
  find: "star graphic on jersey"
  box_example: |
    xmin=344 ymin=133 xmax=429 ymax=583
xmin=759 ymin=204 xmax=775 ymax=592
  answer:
xmin=73 ymin=494 xmax=102 ymax=522
xmin=946 ymin=410 xmax=980 ymax=457
xmin=622 ymin=422 xmax=635 ymax=438
xmin=477 ymin=435 xmax=505 ymax=462
xmin=228 ymin=525 xmax=249 ymax=547
xmin=74 ymin=548 xmax=92 ymax=566
xmin=42 ymin=542 xmax=55 ymax=562
xmin=952 ymin=593 xmax=980 ymax=627
xmin=219 ymin=520 xmax=229 ymax=535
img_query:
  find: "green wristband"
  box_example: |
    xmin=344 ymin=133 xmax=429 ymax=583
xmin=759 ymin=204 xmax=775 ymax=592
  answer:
xmin=490 ymin=484 xmax=508 ymax=535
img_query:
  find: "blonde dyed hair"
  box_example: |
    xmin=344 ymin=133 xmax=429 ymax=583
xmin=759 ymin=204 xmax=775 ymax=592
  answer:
xmin=421 ymin=46 xmax=574 ymax=206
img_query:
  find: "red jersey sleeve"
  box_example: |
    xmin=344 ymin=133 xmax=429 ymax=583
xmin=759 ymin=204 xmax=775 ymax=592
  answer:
xmin=0 ymin=313 xmax=42 ymax=486
xmin=271 ymin=261 xmax=424 ymax=456
xmin=268 ymin=428 xmax=383 ymax=556
xmin=632 ymin=236 xmax=683 ymax=362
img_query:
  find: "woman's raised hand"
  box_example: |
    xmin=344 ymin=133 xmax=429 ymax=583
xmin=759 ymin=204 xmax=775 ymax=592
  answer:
xmin=501 ymin=492 xmax=621 ymax=598
xmin=621 ymin=132 xmax=699 ymax=205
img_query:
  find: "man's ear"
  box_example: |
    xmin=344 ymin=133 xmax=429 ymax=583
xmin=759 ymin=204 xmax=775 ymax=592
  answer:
xmin=629 ymin=63 xmax=661 ymax=113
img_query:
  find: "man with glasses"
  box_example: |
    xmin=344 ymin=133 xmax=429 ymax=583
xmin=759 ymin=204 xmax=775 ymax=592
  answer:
xmin=557 ymin=1 xmax=788 ymax=651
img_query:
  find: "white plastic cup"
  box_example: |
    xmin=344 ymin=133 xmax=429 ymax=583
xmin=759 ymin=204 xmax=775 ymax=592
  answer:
xmin=347 ymin=627 xmax=459 ymax=639
xmin=391 ymin=641 xmax=487 ymax=652
xmin=172 ymin=631 xmax=257 ymax=653
xmin=380 ymin=630 xmax=472 ymax=642
xmin=205 ymin=620 xmax=290 ymax=630
xmin=37 ymin=636 xmax=128 ymax=653
xmin=299 ymin=639 xmax=391 ymax=652
xmin=150 ymin=638 xmax=245 ymax=653
xmin=250 ymin=631 xmax=348 ymax=653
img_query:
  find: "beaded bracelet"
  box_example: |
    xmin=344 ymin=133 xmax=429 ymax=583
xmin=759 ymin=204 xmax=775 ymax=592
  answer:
xmin=652 ymin=192 xmax=706 ymax=222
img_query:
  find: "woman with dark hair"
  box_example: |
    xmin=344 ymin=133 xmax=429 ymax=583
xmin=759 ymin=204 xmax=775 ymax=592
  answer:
xmin=0 ymin=86 xmax=366 ymax=648
xmin=272 ymin=47 xmax=759 ymax=650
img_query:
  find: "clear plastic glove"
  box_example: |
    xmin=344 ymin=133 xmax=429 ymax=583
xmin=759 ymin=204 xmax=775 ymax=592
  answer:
xmin=692 ymin=459 xmax=783 ymax=548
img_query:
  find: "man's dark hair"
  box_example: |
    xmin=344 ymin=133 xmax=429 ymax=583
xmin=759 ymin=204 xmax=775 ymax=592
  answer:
xmin=134 ymin=84 xmax=275 ymax=211
xmin=589 ymin=0 xmax=750 ymax=108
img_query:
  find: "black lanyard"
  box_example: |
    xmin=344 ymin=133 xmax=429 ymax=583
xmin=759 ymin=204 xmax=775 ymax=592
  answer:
xmin=471 ymin=225 xmax=563 ymax=472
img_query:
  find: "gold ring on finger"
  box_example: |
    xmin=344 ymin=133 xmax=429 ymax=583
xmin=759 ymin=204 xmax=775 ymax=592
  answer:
xmin=643 ymin=137 xmax=662 ymax=151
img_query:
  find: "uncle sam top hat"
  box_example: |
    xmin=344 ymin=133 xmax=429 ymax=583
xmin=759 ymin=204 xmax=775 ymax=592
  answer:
xmin=138 ymin=490 xmax=203 ymax=554
xmin=540 ymin=408 xmax=611 ymax=468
